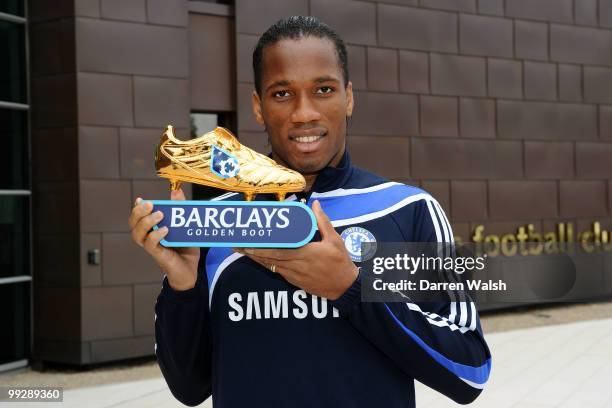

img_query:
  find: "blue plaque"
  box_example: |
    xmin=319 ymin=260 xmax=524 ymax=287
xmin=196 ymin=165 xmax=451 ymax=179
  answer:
xmin=147 ymin=200 xmax=317 ymax=248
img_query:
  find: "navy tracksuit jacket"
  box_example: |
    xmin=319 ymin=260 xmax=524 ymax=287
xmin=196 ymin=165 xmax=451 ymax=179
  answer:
xmin=154 ymin=151 xmax=492 ymax=407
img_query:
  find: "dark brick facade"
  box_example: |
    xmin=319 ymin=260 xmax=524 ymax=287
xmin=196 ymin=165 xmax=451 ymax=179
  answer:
xmin=234 ymin=0 xmax=612 ymax=316
xmin=27 ymin=0 xmax=612 ymax=364
xmin=29 ymin=0 xmax=230 ymax=365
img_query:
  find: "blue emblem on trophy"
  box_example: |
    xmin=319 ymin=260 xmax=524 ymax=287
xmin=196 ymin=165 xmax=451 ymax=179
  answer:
xmin=211 ymin=145 xmax=240 ymax=179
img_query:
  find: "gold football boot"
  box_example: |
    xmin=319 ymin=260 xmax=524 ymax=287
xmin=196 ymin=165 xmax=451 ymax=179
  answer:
xmin=155 ymin=125 xmax=306 ymax=201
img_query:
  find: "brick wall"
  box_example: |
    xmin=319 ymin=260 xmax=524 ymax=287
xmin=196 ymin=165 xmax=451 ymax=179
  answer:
xmin=28 ymin=0 xmax=612 ymax=364
xmin=234 ymin=0 xmax=612 ymax=244
xmin=30 ymin=0 xmax=194 ymax=364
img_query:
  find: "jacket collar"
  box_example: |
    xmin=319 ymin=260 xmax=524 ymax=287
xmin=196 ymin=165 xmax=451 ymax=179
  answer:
xmin=265 ymin=149 xmax=354 ymax=200
xmin=309 ymin=149 xmax=353 ymax=194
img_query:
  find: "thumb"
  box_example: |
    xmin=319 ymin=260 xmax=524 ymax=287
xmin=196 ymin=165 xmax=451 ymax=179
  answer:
xmin=170 ymin=187 xmax=186 ymax=201
xmin=312 ymin=200 xmax=335 ymax=240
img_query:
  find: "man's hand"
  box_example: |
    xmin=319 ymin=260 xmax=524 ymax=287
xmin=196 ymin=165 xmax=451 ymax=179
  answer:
xmin=235 ymin=200 xmax=358 ymax=300
xmin=128 ymin=188 xmax=200 ymax=291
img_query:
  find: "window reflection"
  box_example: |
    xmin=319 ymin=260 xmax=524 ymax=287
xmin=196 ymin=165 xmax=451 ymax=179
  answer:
xmin=0 ymin=0 xmax=24 ymax=17
xmin=0 ymin=109 xmax=27 ymax=190
xmin=0 ymin=21 xmax=26 ymax=104
xmin=0 ymin=195 xmax=28 ymax=279
xmin=0 ymin=282 xmax=29 ymax=365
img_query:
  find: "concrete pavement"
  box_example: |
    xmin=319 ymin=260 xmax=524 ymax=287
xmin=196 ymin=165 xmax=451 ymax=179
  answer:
xmin=10 ymin=318 xmax=612 ymax=408
xmin=416 ymin=318 xmax=612 ymax=408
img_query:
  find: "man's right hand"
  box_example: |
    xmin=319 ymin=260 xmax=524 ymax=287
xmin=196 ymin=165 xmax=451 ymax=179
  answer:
xmin=128 ymin=188 xmax=200 ymax=291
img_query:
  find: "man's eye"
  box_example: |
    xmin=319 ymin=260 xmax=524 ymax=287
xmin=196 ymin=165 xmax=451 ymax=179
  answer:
xmin=316 ymin=86 xmax=334 ymax=94
xmin=273 ymin=90 xmax=291 ymax=98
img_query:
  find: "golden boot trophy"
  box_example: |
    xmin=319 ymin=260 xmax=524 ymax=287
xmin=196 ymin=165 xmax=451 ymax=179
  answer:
xmin=155 ymin=125 xmax=306 ymax=201
xmin=149 ymin=125 xmax=315 ymax=248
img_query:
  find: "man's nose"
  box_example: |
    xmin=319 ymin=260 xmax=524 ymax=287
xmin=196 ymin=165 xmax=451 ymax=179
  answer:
xmin=290 ymin=94 xmax=322 ymax=123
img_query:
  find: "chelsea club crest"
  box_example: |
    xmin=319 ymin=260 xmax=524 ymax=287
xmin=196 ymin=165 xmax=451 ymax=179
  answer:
xmin=340 ymin=227 xmax=377 ymax=262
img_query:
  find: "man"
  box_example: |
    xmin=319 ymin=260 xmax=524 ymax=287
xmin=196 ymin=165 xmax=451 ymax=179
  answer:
xmin=129 ymin=16 xmax=491 ymax=407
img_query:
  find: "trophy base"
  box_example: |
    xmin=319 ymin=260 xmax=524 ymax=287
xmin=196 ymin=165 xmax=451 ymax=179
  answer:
xmin=148 ymin=199 xmax=316 ymax=248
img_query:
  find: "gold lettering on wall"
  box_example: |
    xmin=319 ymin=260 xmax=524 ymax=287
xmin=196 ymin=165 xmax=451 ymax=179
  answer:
xmin=460 ymin=222 xmax=612 ymax=257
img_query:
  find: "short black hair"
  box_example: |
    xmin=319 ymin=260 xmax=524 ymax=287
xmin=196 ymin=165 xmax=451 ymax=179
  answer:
xmin=252 ymin=16 xmax=349 ymax=95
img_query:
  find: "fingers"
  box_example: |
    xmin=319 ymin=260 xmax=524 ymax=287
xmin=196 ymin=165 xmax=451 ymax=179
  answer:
xmin=128 ymin=198 xmax=152 ymax=229
xmin=312 ymin=200 xmax=335 ymax=240
xmin=128 ymin=194 xmax=187 ymax=273
xmin=235 ymin=247 xmax=302 ymax=261
xmin=171 ymin=188 xmax=186 ymax=201
xmin=131 ymin=208 xmax=164 ymax=247
xmin=242 ymin=252 xmax=276 ymax=267
xmin=143 ymin=226 xmax=169 ymax=258
xmin=242 ymin=253 xmax=271 ymax=270
xmin=241 ymin=252 xmax=300 ymax=277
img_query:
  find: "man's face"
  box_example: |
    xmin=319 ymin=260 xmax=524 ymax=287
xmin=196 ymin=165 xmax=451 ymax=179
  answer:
xmin=252 ymin=37 xmax=354 ymax=175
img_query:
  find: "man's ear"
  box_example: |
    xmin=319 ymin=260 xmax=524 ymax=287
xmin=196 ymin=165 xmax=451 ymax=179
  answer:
xmin=345 ymin=81 xmax=354 ymax=118
xmin=252 ymin=90 xmax=265 ymax=125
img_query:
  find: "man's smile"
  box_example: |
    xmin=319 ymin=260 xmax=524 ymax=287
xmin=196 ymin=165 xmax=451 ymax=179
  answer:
xmin=288 ymin=127 xmax=328 ymax=152
xmin=288 ymin=128 xmax=328 ymax=153
xmin=293 ymin=135 xmax=324 ymax=143
xmin=288 ymin=127 xmax=327 ymax=139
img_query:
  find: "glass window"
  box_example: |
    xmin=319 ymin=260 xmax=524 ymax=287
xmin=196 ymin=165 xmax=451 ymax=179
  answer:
xmin=0 ymin=0 xmax=24 ymax=17
xmin=0 ymin=282 xmax=29 ymax=365
xmin=0 ymin=195 xmax=28 ymax=279
xmin=0 ymin=21 xmax=26 ymax=104
xmin=0 ymin=109 xmax=27 ymax=190
xmin=0 ymin=0 xmax=29 ymax=372
xmin=191 ymin=112 xmax=219 ymax=138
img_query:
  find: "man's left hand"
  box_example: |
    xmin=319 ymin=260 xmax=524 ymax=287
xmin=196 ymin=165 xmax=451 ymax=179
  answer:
xmin=234 ymin=200 xmax=358 ymax=300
